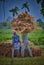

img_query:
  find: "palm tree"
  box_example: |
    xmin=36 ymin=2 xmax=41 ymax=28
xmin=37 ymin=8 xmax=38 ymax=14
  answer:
xmin=36 ymin=0 xmax=44 ymax=16
xmin=0 ymin=0 xmax=5 ymax=21
xmin=22 ymin=2 xmax=30 ymax=12
xmin=9 ymin=6 xmax=19 ymax=18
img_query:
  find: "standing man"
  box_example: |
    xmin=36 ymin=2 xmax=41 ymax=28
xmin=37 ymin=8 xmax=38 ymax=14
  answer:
xmin=20 ymin=28 xmax=33 ymax=57
xmin=12 ymin=29 xmax=20 ymax=58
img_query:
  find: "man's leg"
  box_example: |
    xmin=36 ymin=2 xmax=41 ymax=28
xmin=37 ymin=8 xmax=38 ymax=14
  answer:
xmin=19 ymin=46 xmax=21 ymax=57
xmin=27 ymin=45 xmax=33 ymax=57
xmin=12 ymin=47 xmax=14 ymax=58
xmin=11 ymin=47 xmax=14 ymax=65
xmin=21 ymin=44 xmax=25 ymax=57
xmin=16 ymin=50 xmax=20 ymax=57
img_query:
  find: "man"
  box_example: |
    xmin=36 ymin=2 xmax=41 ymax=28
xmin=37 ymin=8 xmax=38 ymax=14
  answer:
xmin=12 ymin=29 xmax=20 ymax=58
xmin=20 ymin=27 xmax=33 ymax=57
xmin=21 ymin=32 xmax=33 ymax=57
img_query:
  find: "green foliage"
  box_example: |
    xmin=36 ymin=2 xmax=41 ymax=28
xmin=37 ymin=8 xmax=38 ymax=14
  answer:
xmin=0 ymin=57 xmax=44 ymax=65
xmin=9 ymin=6 xmax=19 ymax=17
xmin=36 ymin=0 xmax=44 ymax=16
xmin=36 ymin=0 xmax=41 ymax=3
xmin=37 ymin=19 xmax=44 ymax=29
xmin=22 ymin=2 xmax=30 ymax=12
xmin=38 ymin=36 xmax=44 ymax=45
xmin=0 ymin=29 xmax=44 ymax=45
xmin=0 ymin=29 xmax=12 ymax=42
xmin=28 ymin=29 xmax=44 ymax=45
xmin=2 ymin=22 xmax=7 ymax=27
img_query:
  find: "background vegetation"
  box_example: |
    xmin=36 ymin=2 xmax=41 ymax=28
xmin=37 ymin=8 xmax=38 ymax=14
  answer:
xmin=0 ymin=29 xmax=44 ymax=45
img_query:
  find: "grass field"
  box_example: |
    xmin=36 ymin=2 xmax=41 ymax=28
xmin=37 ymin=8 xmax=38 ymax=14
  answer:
xmin=0 ymin=29 xmax=44 ymax=65
xmin=0 ymin=29 xmax=44 ymax=45
xmin=0 ymin=48 xmax=44 ymax=65
xmin=0 ymin=29 xmax=12 ymax=42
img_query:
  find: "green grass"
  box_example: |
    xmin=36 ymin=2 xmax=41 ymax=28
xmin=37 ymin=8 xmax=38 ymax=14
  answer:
xmin=0 ymin=57 xmax=44 ymax=65
xmin=0 ymin=29 xmax=22 ymax=42
xmin=0 ymin=29 xmax=12 ymax=42
xmin=0 ymin=29 xmax=44 ymax=45
xmin=28 ymin=29 xmax=44 ymax=45
xmin=0 ymin=48 xmax=44 ymax=65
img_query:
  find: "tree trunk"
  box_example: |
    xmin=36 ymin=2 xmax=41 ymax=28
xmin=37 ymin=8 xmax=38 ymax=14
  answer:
xmin=3 ymin=0 xmax=5 ymax=21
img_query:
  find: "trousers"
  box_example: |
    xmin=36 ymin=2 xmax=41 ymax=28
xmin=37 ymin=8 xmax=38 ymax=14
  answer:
xmin=21 ymin=43 xmax=33 ymax=57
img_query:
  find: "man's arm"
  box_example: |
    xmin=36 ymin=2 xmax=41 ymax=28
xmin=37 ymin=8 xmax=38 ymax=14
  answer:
xmin=18 ymin=36 xmax=22 ymax=47
xmin=12 ymin=36 xmax=14 ymax=47
xmin=19 ymin=27 xmax=27 ymax=33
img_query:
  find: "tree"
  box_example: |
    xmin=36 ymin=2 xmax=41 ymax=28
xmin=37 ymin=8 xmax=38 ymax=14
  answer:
xmin=36 ymin=0 xmax=44 ymax=16
xmin=0 ymin=0 xmax=5 ymax=20
xmin=22 ymin=2 xmax=30 ymax=12
xmin=9 ymin=6 xmax=19 ymax=18
xmin=37 ymin=18 xmax=42 ymax=23
xmin=2 ymin=22 xmax=7 ymax=27
xmin=37 ymin=19 xmax=44 ymax=29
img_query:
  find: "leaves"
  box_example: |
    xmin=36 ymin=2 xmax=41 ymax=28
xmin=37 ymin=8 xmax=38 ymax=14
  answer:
xmin=9 ymin=6 xmax=19 ymax=17
xmin=36 ymin=0 xmax=41 ymax=3
xmin=22 ymin=2 xmax=30 ymax=12
xmin=36 ymin=0 xmax=44 ymax=16
xmin=40 ymin=8 xmax=44 ymax=16
xmin=2 ymin=22 xmax=7 ymax=27
xmin=37 ymin=19 xmax=44 ymax=29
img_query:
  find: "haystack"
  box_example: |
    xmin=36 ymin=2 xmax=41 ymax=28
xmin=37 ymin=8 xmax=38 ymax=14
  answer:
xmin=0 ymin=43 xmax=41 ymax=57
xmin=11 ymin=12 xmax=36 ymax=33
xmin=10 ymin=12 xmax=41 ymax=57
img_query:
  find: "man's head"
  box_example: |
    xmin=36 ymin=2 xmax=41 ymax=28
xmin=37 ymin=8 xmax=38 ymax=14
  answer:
xmin=12 ymin=29 xmax=16 ymax=34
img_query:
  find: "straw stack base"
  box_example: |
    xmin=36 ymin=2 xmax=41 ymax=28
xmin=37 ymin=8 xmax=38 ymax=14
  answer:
xmin=0 ymin=43 xmax=41 ymax=57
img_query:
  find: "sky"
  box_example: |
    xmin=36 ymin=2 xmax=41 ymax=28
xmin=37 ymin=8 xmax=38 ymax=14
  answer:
xmin=0 ymin=0 xmax=44 ymax=23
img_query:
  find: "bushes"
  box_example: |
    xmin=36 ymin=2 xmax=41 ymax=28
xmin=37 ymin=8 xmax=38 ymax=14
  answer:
xmin=0 ymin=29 xmax=44 ymax=45
xmin=28 ymin=29 xmax=44 ymax=45
xmin=38 ymin=36 xmax=44 ymax=45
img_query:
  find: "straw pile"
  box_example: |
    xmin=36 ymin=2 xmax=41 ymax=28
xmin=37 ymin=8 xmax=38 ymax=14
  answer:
xmin=11 ymin=12 xmax=36 ymax=33
xmin=0 ymin=43 xmax=41 ymax=57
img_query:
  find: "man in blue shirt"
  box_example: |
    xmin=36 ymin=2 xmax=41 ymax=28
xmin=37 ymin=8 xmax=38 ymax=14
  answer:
xmin=12 ymin=29 xmax=20 ymax=58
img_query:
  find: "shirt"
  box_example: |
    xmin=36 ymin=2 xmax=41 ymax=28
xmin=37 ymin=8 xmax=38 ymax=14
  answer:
xmin=22 ymin=33 xmax=28 ymax=45
xmin=12 ymin=33 xmax=20 ymax=49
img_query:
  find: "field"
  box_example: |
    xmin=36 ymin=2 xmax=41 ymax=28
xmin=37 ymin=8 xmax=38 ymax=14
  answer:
xmin=0 ymin=29 xmax=44 ymax=65
xmin=0 ymin=29 xmax=12 ymax=42
xmin=0 ymin=29 xmax=44 ymax=45
xmin=0 ymin=48 xmax=44 ymax=65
